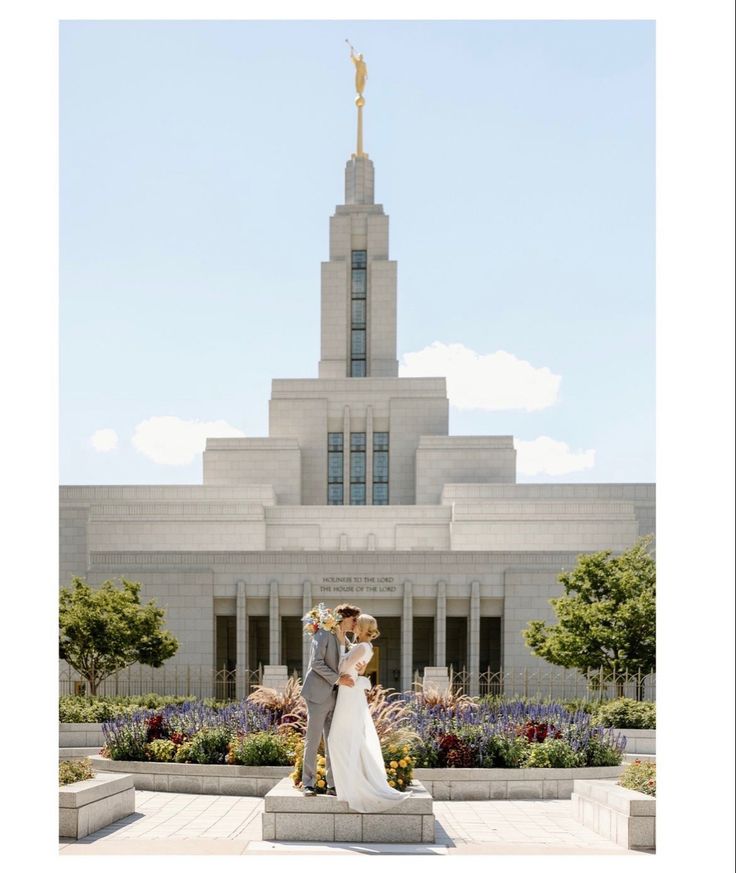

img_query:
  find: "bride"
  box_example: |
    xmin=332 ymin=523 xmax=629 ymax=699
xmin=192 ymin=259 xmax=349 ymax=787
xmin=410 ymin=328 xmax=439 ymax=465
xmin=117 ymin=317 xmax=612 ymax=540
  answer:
xmin=327 ymin=614 xmax=412 ymax=813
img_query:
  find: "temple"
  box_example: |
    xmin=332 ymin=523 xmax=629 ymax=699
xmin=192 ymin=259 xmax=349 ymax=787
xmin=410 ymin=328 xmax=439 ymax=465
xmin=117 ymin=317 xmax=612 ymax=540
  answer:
xmin=59 ymin=103 xmax=655 ymax=697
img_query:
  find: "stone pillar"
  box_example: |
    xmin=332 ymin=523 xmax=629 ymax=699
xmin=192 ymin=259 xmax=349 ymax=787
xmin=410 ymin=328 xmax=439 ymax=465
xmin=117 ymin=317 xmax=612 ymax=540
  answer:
xmin=261 ymin=665 xmax=289 ymax=693
xmin=366 ymin=404 xmax=373 ymax=505
xmin=469 ymin=580 xmax=480 ymax=697
xmin=269 ymin=579 xmax=280 ymax=666
xmin=236 ymin=581 xmax=248 ymax=699
xmin=435 ymin=581 xmax=446 ymax=667
xmin=402 ymin=580 xmax=413 ymax=691
xmin=423 ymin=667 xmax=450 ymax=693
xmin=343 ymin=404 xmax=350 ymax=505
xmin=302 ymin=580 xmax=312 ymax=677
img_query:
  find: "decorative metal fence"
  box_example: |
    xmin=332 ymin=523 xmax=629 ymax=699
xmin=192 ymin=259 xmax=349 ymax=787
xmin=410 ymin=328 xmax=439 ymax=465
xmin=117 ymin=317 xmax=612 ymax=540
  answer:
xmin=60 ymin=662 xmax=655 ymax=702
xmin=447 ymin=664 xmax=656 ymax=702
xmin=59 ymin=664 xmax=264 ymax=700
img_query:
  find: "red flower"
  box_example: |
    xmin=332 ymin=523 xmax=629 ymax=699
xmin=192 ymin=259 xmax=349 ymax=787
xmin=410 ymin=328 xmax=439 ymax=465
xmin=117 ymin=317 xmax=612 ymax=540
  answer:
xmin=146 ymin=714 xmax=165 ymax=741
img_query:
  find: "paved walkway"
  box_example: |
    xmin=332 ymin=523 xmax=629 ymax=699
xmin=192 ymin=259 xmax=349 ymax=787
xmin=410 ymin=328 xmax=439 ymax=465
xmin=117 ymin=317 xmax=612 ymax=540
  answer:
xmin=58 ymin=789 xmax=652 ymax=855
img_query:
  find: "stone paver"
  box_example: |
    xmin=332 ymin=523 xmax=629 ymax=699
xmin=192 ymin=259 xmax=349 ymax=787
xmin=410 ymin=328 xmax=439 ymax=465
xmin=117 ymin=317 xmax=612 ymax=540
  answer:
xmin=58 ymin=789 xmax=653 ymax=855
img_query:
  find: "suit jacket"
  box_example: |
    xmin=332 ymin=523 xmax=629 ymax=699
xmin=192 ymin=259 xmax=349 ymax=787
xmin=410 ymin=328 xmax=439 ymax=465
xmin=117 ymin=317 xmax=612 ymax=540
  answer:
xmin=301 ymin=628 xmax=342 ymax=705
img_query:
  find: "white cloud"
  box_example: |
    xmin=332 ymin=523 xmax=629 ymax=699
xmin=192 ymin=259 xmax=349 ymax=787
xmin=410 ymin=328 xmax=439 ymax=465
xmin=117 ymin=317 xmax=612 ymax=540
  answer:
xmin=515 ymin=436 xmax=596 ymax=476
xmin=89 ymin=428 xmax=119 ymax=452
xmin=399 ymin=342 xmax=561 ymax=411
xmin=132 ymin=416 xmax=245 ymax=466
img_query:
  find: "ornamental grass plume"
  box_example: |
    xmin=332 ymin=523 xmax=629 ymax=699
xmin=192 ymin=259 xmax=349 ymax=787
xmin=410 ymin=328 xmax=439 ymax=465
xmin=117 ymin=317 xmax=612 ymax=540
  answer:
xmin=366 ymin=684 xmax=418 ymax=745
xmin=247 ymin=676 xmax=308 ymax=734
xmin=413 ymin=685 xmax=478 ymax=716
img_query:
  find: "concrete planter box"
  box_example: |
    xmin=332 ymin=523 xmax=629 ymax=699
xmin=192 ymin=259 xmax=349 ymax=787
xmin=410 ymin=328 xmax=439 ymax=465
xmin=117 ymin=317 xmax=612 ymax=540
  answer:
xmin=572 ymin=778 xmax=655 ymax=850
xmin=90 ymin=755 xmax=292 ymax=796
xmin=611 ymin=728 xmax=656 ymax=755
xmin=262 ymin=777 xmax=434 ymax=843
xmin=59 ymin=771 xmax=135 ymax=838
xmin=59 ymin=723 xmax=105 ymax=749
xmin=413 ymin=764 xmax=626 ymax=800
xmin=59 ymin=747 xmax=101 ymax=761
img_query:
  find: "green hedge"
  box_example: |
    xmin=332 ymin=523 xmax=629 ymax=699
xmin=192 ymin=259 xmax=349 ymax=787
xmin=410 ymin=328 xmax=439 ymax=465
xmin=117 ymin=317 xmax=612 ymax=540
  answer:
xmin=59 ymin=694 xmax=229 ymax=723
xmin=592 ymin=699 xmax=656 ymax=730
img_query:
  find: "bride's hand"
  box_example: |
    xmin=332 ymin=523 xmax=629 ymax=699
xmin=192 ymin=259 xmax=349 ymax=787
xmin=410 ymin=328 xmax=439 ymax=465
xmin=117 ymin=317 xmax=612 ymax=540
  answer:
xmin=355 ymin=660 xmax=366 ymax=674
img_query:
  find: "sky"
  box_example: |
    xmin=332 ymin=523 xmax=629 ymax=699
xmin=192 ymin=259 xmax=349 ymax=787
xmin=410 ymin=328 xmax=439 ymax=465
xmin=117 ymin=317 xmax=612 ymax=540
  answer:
xmin=60 ymin=19 xmax=655 ymax=485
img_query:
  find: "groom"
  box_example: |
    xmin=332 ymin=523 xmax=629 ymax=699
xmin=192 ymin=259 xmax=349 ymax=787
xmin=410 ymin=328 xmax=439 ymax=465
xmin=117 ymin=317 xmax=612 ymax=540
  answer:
xmin=300 ymin=602 xmax=362 ymax=797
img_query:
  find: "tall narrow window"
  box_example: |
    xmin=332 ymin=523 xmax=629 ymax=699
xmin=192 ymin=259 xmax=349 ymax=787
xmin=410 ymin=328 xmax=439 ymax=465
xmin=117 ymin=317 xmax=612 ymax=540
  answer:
xmin=327 ymin=432 xmax=344 ymax=505
xmin=351 ymin=250 xmax=367 ymax=377
xmin=373 ymin=431 xmax=389 ymax=505
xmin=350 ymin=432 xmax=366 ymax=504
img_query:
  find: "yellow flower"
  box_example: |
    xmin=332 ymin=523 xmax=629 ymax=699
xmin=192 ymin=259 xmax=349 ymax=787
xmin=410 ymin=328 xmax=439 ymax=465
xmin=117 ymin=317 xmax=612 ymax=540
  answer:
xmin=389 ymin=780 xmax=395 ymax=787
xmin=403 ymin=747 xmax=409 ymax=754
xmin=317 ymin=779 xmax=325 ymax=788
xmin=399 ymin=759 xmax=406 ymax=767
xmin=323 ymin=616 xmax=336 ymax=630
xmin=390 ymin=761 xmax=398 ymax=769
xmin=398 ymin=779 xmax=403 ymax=785
xmin=389 ymin=746 xmax=397 ymax=754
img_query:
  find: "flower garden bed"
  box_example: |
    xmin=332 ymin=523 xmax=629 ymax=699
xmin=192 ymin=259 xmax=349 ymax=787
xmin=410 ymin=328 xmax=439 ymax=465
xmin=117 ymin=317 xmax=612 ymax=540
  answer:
xmin=79 ymin=686 xmax=640 ymax=804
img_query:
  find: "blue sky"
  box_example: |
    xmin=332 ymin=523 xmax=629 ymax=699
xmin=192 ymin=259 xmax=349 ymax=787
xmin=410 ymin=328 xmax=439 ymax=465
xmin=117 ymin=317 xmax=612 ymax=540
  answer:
xmin=60 ymin=19 xmax=655 ymax=485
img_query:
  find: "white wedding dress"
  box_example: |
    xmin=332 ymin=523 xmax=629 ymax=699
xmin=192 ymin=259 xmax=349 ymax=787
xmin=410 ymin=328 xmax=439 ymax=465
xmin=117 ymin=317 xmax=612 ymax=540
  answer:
xmin=327 ymin=641 xmax=412 ymax=813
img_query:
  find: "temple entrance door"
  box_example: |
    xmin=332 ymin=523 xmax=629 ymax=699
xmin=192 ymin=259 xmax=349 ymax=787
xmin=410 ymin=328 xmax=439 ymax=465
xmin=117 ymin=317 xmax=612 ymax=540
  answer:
xmin=365 ymin=616 xmax=401 ymax=690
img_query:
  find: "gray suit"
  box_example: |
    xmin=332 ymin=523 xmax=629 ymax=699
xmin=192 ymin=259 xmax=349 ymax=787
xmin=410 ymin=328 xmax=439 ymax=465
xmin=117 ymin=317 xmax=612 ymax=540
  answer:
xmin=300 ymin=629 xmax=342 ymax=789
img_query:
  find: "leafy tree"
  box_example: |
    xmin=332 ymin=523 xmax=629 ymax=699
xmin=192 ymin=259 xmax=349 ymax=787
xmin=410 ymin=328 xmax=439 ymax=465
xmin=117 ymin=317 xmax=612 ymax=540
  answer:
xmin=522 ymin=536 xmax=655 ymax=700
xmin=59 ymin=577 xmax=179 ymax=696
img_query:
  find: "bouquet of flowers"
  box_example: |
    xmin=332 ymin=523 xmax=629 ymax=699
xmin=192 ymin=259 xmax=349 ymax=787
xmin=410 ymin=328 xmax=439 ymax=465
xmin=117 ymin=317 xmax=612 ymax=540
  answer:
xmin=301 ymin=602 xmax=337 ymax=637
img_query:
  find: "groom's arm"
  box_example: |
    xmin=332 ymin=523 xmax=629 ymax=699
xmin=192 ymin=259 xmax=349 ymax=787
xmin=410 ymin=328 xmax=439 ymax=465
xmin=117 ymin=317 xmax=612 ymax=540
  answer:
xmin=308 ymin=631 xmax=341 ymax=687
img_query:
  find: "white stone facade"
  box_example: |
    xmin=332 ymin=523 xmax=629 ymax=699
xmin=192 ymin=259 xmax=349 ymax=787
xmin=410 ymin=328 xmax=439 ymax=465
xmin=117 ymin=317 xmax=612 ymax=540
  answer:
xmin=59 ymin=152 xmax=655 ymax=696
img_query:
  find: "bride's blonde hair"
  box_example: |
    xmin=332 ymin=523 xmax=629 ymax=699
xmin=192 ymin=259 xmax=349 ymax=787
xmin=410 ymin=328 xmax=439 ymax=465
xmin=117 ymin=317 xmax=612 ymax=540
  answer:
xmin=355 ymin=614 xmax=380 ymax=640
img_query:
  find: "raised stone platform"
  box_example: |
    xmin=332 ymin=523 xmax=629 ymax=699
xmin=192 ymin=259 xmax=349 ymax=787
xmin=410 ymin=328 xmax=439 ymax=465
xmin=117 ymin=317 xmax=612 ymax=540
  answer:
xmin=262 ymin=778 xmax=434 ymax=843
xmin=572 ymin=778 xmax=655 ymax=850
xmin=59 ymin=771 xmax=135 ymax=839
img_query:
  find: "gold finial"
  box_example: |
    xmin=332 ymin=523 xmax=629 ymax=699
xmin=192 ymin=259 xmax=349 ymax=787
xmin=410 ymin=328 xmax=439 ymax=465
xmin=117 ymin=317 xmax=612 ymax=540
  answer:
xmin=345 ymin=40 xmax=368 ymax=158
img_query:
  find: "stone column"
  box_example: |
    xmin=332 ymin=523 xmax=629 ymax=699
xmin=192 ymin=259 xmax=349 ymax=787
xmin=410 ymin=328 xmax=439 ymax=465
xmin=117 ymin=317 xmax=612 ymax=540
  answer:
xmin=469 ymin=580 xmax=480 ymax=697
xmin=302 ymin=580 xmax=312 ymax=677
xmin=343 ymin=405 xmax=350 ymax=505
xmin=366 ymin=404 xmax=373 ymax=506
xmin=435 ymin=581 xmax=446 ymax=667
xmin=236 ymin=581 xmax=248 ymax=699
xmin=402 ymin=580 xmax=413 ymax=691
xmin=269 ymin=579 xmax=280 ymax=665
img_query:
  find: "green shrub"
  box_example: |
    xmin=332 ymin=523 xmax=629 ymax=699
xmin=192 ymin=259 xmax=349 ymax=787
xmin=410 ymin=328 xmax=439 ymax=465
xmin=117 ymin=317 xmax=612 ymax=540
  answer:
xmin=59 ymin=694 xmax=200 ymax=723
xmin=479 ymin=733 xmax=530 ymax=768
xmin=145 ymin=739 xmax=177 ymax=762
xmin=59 ymin=759 xmax=94 ymax=786
xmin=186 ymin=726 xmax=233 ymax=764
xmin=174 ymin=740 xmax=194 ymax=763
xmin=521 ymin=738 xmax=581 ymax=769
xmin=582 ymin=737 xmax=624 ymax=767
xmin=410 ymin=735 xmax=440 ymax=768
xmin=618 ymin=759 xmax=656 ymax=796
xmin=107 ymin=719 xmax=149 ymax=761
xmin=592 ymin=699 xmax=656 ymax=729
xmin=227 ymin=731 xmax=296 ymax=766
